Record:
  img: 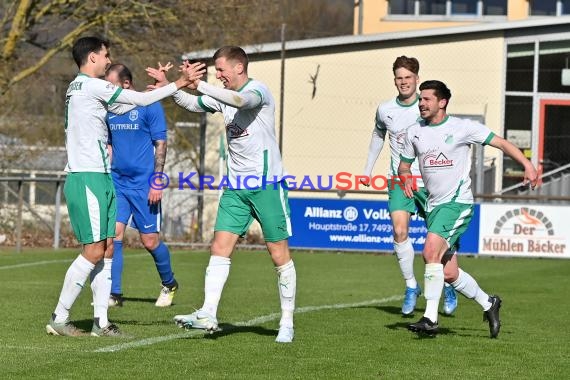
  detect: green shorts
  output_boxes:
[426,202,473,249]
[214,181,292,242]
[388,179,428,219]
[64,172,116,244]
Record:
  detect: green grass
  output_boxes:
[0,248,569,379]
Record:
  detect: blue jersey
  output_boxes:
[107,102,167,190]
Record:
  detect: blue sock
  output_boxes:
[111,240,123,295]
[150,241,175,286]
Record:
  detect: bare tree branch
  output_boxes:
[2,16,104,96]
[2,0,33,60]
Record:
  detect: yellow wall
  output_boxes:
[508,0,529,20]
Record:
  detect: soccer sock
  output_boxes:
[90,258,112,328]
[423,263,444,323]
[149,241,175,286]
[394,238,417,289]
[53,254,94,323]
[111,240,123,295]
[276,260,296,328]
[450,269,492,310]
[202,255,231,317]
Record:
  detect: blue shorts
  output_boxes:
[115,187,161,234]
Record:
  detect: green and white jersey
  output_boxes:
[375,96,423,187]
[64,74,122,173]
[199,79,284,189]
[400,115,495,211]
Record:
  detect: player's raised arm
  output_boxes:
[488,135,539,189]
[361,126,387,186]
[398,129,417,198]
[193,80,262,109]
[113,77,187,107]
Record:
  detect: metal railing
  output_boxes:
[497,162,570,195]
[1,176,65,253]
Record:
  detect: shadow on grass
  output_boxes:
[180,323,277,340]
[72,318,173,331]
[122,296,156,304]
[384,321,454,337]
[361,304,459,320]
[72,319,95,332]
[355,304,421,318]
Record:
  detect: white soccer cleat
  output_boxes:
[275,326,294,343]
[155,281,178,307]
[174,310,218,332]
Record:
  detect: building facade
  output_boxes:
[354,0,570,35]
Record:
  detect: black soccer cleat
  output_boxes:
[483,295,502,338]
[109,293,124,307]
[408,316,439,335]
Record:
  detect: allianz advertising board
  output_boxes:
[288,197,479,253]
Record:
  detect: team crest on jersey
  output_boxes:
[396,132,406,147]
[423,152,453,168]
[129,110,139,121]
[444,134,454,144]
[226,123,249,139]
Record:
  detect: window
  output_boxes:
[506,43,534,92]
[390,0,415,14]
[452,0,477,15]
[420,0,446,15]
[529,0,556,16]
[503,96,533,188]
[484,0,508,15]
[529,0,570,16]
[538,40,570,93]
[564,0,570,14]
[388,0,507,17]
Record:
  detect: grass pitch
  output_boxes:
[0,248,568,379]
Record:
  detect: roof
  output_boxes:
[182,16,570,60]
[0,143,66,172]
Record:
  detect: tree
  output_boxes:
[0,0,352,146]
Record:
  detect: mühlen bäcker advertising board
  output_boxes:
[479,204,569,258]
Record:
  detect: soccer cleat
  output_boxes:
[174,310,218,332]
[443,285,458,315]
[407,316,439,335]
[155,280,178,307]
[275,326,294,343]
[46,314,84,337]
[108,293,124,307]
[483,295,502,338]
[91,319,123,337]
[402,285,422,315]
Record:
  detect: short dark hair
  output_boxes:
[213,46,248,72]
[106,63,133,83]
[72,36,109,68]
[393,56,419,75]
[419,80,452,107]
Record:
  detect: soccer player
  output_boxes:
[147,46,296,343]
[105,63,178,308]
[398,80,538,337]
[361,56,458,316]
[46,36,199,337]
